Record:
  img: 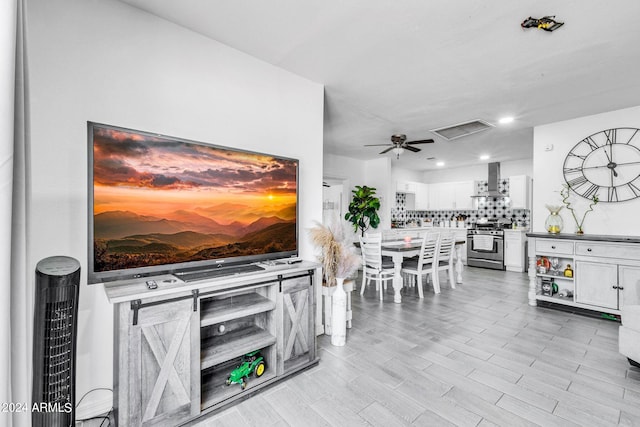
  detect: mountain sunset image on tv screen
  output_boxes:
[89,123,297,279]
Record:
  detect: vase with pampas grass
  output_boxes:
[309,220,360,346]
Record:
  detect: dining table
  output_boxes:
[380,238,466,303]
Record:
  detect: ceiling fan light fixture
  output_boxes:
[393,146,404,158]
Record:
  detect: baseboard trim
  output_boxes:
[76,395,113,421]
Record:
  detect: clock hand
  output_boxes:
[582,160,640,170]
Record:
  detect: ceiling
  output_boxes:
[118,0,640,171]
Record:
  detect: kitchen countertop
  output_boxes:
[527,232,640,244]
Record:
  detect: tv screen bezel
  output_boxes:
[87,121,299,284]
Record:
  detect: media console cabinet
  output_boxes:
[103,261,320,426]
[527,233,640,317]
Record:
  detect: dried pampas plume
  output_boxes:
[309,220,360,286]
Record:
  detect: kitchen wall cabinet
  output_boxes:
[508,175,532,210]
[396,180,417,193]
[427,181,474,210]
[527,234,640,316]
[453,181,475,210]
[107,263,320,426]
[414,182,430,210]
[396,181,428,210]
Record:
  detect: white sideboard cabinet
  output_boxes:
[527,234,640,316]
[105,262,320,426]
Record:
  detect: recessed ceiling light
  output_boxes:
[498,116,514,125]
[436,161,445,167]
[480,154,490,160]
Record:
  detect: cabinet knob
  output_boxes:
[613,285,620,290]
[619,286,624,290]
[551,245,556,249]
[587,248,592,252]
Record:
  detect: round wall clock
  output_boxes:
[563,127,640,202]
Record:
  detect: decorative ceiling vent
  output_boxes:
[430,119,494,141]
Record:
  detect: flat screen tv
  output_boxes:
[87,122,298,284]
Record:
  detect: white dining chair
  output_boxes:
[433,233,456,293]
[401,232,440,298]
[359,233,395,301]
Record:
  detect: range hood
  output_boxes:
[471,162,507,198]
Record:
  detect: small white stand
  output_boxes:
[322,279,354,336]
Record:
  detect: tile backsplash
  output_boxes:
[392,179,530,228]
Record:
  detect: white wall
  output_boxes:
[532,105,640,234]
[421,159,533,183]
[364,157,392,229]
[391,166,423,184]
[26,0,323,416]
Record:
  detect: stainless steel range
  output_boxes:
[467,222,505,270]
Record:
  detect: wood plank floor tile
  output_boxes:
[444,387,537,427]
[468,369,558,412]
[310,396,370,427]
[423,363,504,404]
[496,394,582,427]
[517,375,621,425]
[232,395,286,426]
[349,375,426,423]
[261,385,331,427]
[448,351,522,384]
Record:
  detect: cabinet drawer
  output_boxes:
[536,239,574,255]
[576,242,640,260]
[504,231,524,242]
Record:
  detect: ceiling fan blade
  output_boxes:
[379,146,395,154]
[364,143,394,147]
[406,139,434,145]
[404,145,421,153]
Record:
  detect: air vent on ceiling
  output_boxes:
[430,119,494,141]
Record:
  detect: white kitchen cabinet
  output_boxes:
[619,265,640,307]
[575,261,618,309]
[404,192,416,210]
[504,230,527,272]
[508,175,532,210]
[453,181,475,210]
[414,182,429,210]
[428,181,475,210]
[396,180,417,193]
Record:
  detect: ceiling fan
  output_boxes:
[365,134,434,159]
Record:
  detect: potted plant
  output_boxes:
[344,185,381,236]
[309,220,360,346]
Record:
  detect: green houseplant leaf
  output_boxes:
[344,185,381,236]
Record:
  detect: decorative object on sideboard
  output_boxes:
[309,220,360,346]
[563,264,573,278]
[544,204,564,234]
[344,185,381,236]
[560,183,599,234]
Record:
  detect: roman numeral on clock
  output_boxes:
[568,152,587,160]
[608,186,619,202]
[629,181,640,197]
[567,175,588,189]
[563,166,582,175]
[583,184,599,199]
[584,136,600,151]
[604,129,617,146]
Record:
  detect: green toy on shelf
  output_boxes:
[225,350,266,390]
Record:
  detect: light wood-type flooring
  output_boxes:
[201,267,639,427]
[79,267,640,426]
